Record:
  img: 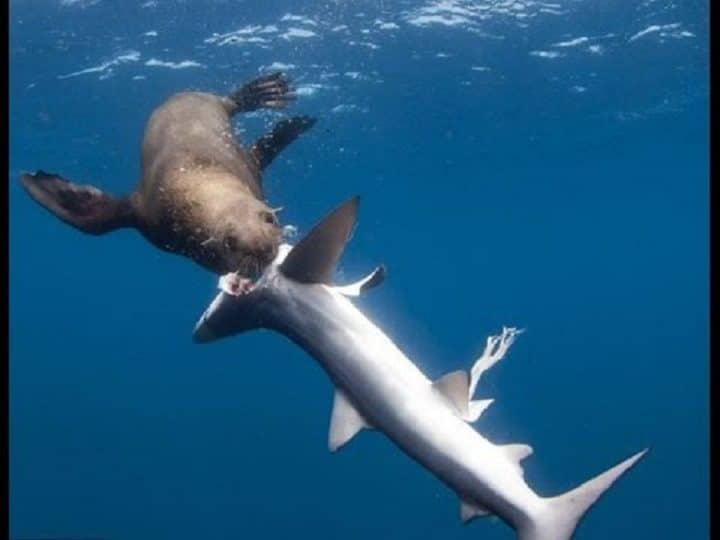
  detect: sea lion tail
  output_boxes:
[20,170,136,235]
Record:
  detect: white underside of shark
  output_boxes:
[193,197,647,540]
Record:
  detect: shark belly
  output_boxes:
[266,282,541,529]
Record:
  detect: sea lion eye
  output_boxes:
[261,211,277,225]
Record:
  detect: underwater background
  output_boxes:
[9,1,708,539]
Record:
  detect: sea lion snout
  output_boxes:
[220,237,279,277]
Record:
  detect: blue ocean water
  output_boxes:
[9,1,708,539]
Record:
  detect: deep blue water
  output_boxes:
[9,1,708,539]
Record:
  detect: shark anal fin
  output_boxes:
[280,197,359,285]
[329,389,371,452]
[460,498,491,523]
[334,265,386,297]
[432,370,470,417]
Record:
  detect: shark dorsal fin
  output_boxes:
[280,196,360,284]
[466,399,494,422]
[433,370,470,417]
[502,443,534,463]
[500,443,534,477]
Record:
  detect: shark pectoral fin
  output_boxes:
[280,197,359,285]
[328,390,371,452]
[460,499,491,523]
[334,265,386,297]
[465,399,494,422]
[432,370,470,418]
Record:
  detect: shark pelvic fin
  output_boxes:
[280,196,359,285]
[433,370,470,417]
[328,389,371,452]
[460,498,491,523]
[334,265,387,297]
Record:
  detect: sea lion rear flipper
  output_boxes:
[251,115,317,170]
[20,171,135,235]
[227,72,296,114]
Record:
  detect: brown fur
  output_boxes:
[133,91,280,275]
[21,73,311,276]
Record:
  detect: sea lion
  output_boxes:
[20,72,315,276]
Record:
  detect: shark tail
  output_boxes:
[518,449,647,540]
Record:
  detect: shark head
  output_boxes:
[193,196,385,343]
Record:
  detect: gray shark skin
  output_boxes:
[193,197,647,540]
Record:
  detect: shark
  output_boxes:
[192,196,647,540]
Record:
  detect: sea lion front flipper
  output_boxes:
[20,171,136,235]
[227,72,296,114]
[251,115,317,170]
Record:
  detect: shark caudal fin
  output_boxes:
[519,449,647,540]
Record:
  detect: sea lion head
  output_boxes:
[195,193,282,277]
[216,198,282,276]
